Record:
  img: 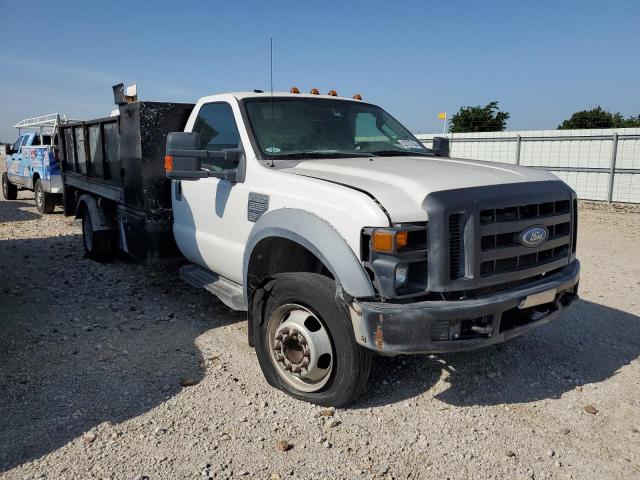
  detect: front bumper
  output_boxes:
[351,260,580,354]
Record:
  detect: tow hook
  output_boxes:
[470,324,493,335]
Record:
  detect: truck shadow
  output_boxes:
[0,234,240,473]
[361,299,640,408]
[0,200,41,222]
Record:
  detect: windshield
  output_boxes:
[243,97,430,160]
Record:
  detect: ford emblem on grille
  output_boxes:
[519,226,549,247]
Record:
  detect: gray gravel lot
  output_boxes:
[1,179,639,479]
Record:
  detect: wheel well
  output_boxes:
[32,172,40,188]
[247,237,332,289]
[246,237,334,347]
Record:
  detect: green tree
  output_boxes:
[557,106,640,129]
[449,101,510,133]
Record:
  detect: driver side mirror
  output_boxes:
[5,145,16,155]
[165,132,208,180]
[165,132,243,182]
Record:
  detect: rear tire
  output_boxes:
[2,173,17,200]
[82,212,114,260]
[254,272,372,407]
[35,179,55,214]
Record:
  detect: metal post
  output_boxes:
[607,133,619,203]
[515,134,522,165]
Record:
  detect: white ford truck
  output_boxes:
[59,85,580,406]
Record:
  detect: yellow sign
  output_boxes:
[438,112,447,120]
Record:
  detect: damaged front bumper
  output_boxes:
[351,260,580,354]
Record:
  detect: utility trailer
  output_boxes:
[59,96,194,260]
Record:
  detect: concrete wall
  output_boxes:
[416,128,640,203]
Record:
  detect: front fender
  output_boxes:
[243,208,375,301]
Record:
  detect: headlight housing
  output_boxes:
[361,224,428,299]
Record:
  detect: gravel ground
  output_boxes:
[1,176,639,479]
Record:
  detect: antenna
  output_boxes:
[269,38,275,167]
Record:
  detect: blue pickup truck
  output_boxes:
[2,114,65,213]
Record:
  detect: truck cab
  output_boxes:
[60,86,580,406]
[2,114,65,213]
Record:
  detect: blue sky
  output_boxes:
[0,0,639,141]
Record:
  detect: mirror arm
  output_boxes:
[167,148,242,161]
[166,148,209,158]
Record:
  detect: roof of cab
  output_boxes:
[229,91,364,102]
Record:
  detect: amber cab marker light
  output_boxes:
[353,94,363,100]
[290,87,300,94]
[372,231,393,252]
[396,231,408,248]
[164,155,173,171]
[310,88,320,95]
[327,90,338,96]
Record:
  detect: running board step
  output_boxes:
[179,264,247,311]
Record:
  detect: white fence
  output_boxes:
[416,128,640,203]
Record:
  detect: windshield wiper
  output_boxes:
[368,149,433,157]
[269,150,373,159]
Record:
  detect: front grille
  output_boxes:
[480,245,569,277]
[448,214,463,279]
[479,200,571,225]
[476,199,572,279]
[481,222,570,251]
[424,181,576,294]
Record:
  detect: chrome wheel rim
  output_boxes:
[36,183,42,208]
[267,303,334,392]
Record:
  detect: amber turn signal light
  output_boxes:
[290,87,300,94]
[310,88,320,95]
[327,90,337,96]
[353,94,362,100]
[372,229,409,252]
[164,155,173,171]
[372,231,393,252]
[396,231,408,248]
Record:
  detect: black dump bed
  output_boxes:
[60,101,194,260]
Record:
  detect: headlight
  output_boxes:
[362,224,428,299]
[395,264,409,286]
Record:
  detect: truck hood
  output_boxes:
[283,156,561,222]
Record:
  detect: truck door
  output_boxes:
[173,101,252,285]
[8,135,28,186]
[20,134,34,187]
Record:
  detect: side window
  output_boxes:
[192,102,241,171]
[12,137,23,152]
[15,135,29,153]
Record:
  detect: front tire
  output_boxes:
[2,173,17,200]
[254,272,372,407]
[35,179,55,214]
